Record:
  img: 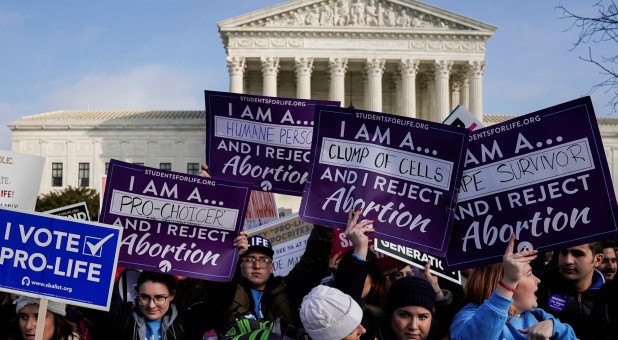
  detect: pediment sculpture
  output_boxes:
[245,0,463,30]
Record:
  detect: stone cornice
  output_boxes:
[223,34,489,57]
[8,124,205,131]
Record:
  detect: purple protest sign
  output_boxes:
[99,159,251,281]
[445,97,618,270]
[205,91,339,196]
[299,106,469,256]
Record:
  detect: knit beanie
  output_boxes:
[16,296,67,317]
[385,276,436,314]
[300,285,363,340]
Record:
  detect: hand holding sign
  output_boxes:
[233,231,249,256]
[420,261,444,300]
[501,234,538,292]
[199,163,211,178]
[345,208,375,260]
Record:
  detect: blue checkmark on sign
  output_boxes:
[82,234,114,257]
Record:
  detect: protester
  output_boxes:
[331,209,384,339]
[1,296,80,340]
[0,293,19,306]
[590,268,618,339]
[450,235,577,340]
[200,162,335,334]
[217,226,334,334]
[536,242,604,339]
[598,240,617,282]
[334,208,449,340]
[300,285,365,340]
[392,265,415,280]
[80,266,247,340]
[382,276,438,340]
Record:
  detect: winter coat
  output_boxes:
[450,291,577,340]
[589,277,618,340]
[219,225,334,332]
[537,268,604,340]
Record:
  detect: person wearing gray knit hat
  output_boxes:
[16,296,67,317]
[13,296,80,340]
[300,285,366,340]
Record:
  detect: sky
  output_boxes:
[1,0,615,150]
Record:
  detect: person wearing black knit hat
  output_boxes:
[383,276,436,340]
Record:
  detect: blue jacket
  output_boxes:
[450,291,577,340]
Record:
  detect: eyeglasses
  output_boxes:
[137,294,170,306]
[240,256,273,265]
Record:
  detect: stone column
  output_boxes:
[328,58,348,106]
[295,57,314,99]
[399,59,419,118]
[428,80,435,120]
[460,71,469,108]
[419,73,431,121]
[261,57,280,97]
[226,56,246,94]
[434,60,453,122]
[468,60,485,121]
[451,75,461,110]
[391,73,401,115]
[365,58,385,112]
[363,73,369,109]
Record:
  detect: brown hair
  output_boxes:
[365,250,387,307]
[53,314,80,340]
[10,310,80,340]
[463,263,503,305]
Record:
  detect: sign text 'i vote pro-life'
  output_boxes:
[99,160,251,281]
[300,106,469,256]
[205,90,338,196]
[0,207,122,310]
[446,97,618,270]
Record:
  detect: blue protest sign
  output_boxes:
[0,207,122,310]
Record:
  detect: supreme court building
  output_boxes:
[9,0,618,209]
[219,0,495,122]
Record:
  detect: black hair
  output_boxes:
[589,241,604,256]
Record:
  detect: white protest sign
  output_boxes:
[249,213,313,276]
[443,105,485,130]
[0,150,45,211]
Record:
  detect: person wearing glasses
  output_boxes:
[79,270,227,340]
[218,228,334,335]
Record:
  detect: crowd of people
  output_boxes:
[2,208,617,340]
[1,166,617,339]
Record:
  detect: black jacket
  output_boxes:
[80,298,218,340]
[537,267,605,340]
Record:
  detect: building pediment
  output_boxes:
[219,0,496,34]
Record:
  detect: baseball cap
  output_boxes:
[246,235,274,258]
